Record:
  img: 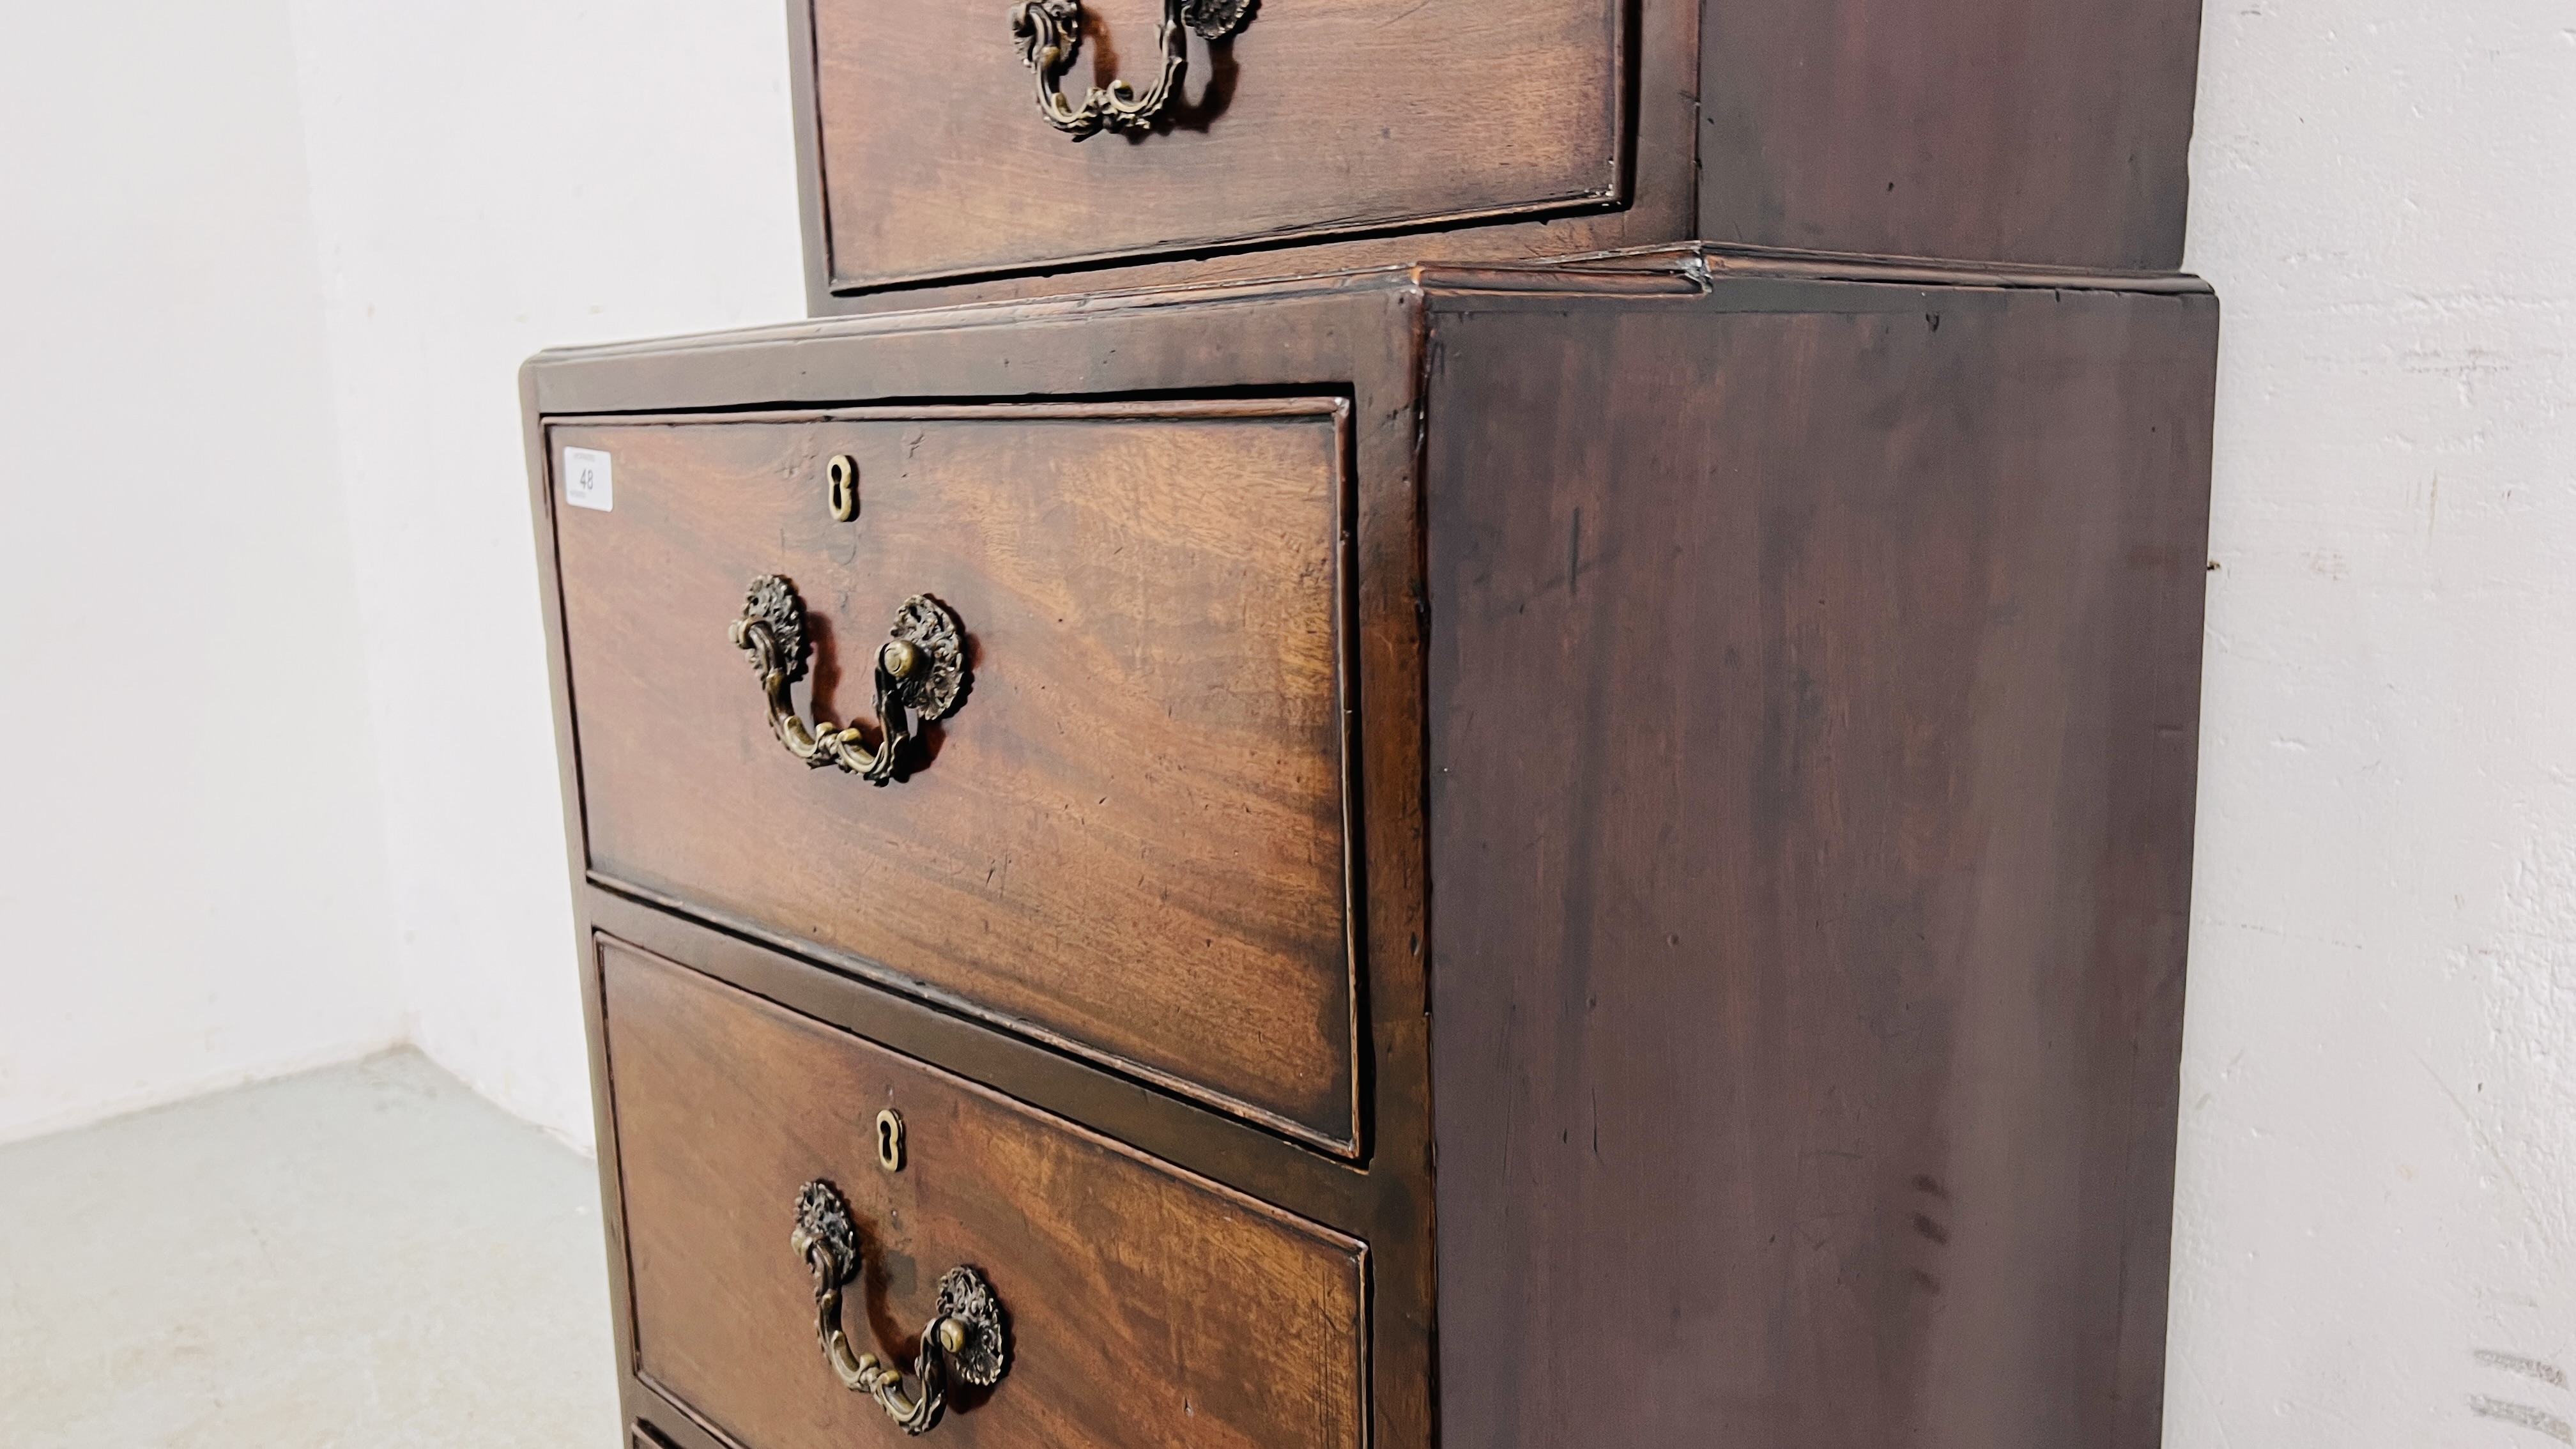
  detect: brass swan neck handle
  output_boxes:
[1008,0,1257,140]
[728,575,968,785]
[792,1181,1009,1436]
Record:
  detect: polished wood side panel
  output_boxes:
[1423,284,2216,1445]
[1696,0,2203,270]
[804,0,1623,290]
[602,940,1368,1449]
[551,402,1358,1151]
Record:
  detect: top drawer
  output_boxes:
[799,0,1625,293]
[546,400,1361,1154]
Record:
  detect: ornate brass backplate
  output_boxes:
[1008,0,1258,139]
[792,1180,1008,1435]
[729,575,968,785]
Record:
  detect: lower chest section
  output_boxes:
[533,278,2209,1449]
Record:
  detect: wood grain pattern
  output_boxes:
[526,279,1443,1449]
[551,401,1360,1151]
[786,0,2209,310]
[1423,284,2215,1447]
[1697,0,2205,270]
[521,267,2218,1449]
[805,0,1624,289]
[602,939,1368,1449]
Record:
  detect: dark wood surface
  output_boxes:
[527,277,1441,1449]
[1697,0,2204,270]
[804,0,1623,290]
[601,939,1368,1449]
[787,0,2205,312]
[1423,282,2216,1446]
[521,264,2216,1449]
[583,887,1383,1235]
[786,0,1704,314]
[550,401,1360,1153]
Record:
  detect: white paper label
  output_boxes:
[562,447,613,512]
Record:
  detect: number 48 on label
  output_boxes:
[563,447,613,512]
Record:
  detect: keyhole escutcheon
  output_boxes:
[827,454,861,522]
[875,1108,906,1172]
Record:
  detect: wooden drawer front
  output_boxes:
[804,0,1624,291]
[602,941,1369,1449]
[551,401,1358,1153]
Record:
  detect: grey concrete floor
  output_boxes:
[0,1050,621,1448]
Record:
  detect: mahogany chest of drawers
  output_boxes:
[532,0,2217,1441]
[525,263,2213,1448]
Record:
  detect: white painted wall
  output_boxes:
[0,0,800,1150]
[282,0,808,1148]
[2169,0,2576,1440]
[0,0,401,1143]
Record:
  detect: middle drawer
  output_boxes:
[548,399,1360,1153]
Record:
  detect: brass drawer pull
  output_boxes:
[729,576,967,785]
[1008,0,1255,140]
[792,1181,1009,1436]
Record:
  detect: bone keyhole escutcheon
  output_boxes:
[876,1109,905,1172]
[827,455,859,521]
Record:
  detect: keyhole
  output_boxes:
[875,1108,905,1172]
[827,455,860,522]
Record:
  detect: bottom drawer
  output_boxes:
[599,939,1368,1449]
